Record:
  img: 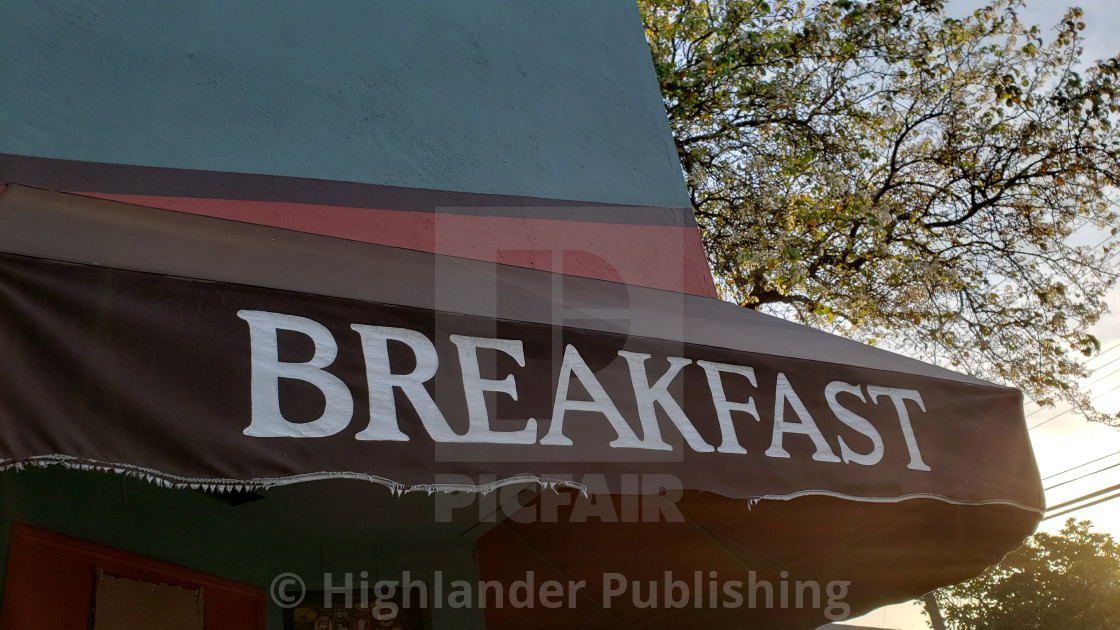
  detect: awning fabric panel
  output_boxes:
[0,186,1043,515]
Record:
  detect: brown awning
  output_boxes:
[0,185,1043,626]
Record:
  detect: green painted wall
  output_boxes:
[0,0,688,208]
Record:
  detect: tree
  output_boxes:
[931,519,1120,628]
[638,0,1120,422]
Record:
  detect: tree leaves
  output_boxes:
[640,0,1120,424]
[934,519,1120,629]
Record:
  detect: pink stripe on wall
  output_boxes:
[81,193,717,297]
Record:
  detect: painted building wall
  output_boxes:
[0,0,715,295]
[1,0,684,208]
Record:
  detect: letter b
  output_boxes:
[663,571,690,608]
[237,310,353,437]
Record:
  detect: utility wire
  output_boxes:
[1024,362,1120,420]
[1087,339,1120,366]
[1029,407,1072,428]
[1043,448,1120,480]
[1083,361,1120,388]
[1044,461,1120,491]
[1022,345,1120,419]
[1046,481,1120,514]
[1043,489,1120,521]
[1083,347,1120,375]
[1029,382,1120,430]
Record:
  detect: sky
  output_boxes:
[844,0,1120,628]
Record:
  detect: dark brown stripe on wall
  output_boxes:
[0,153,696,227]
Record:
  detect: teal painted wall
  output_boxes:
[0,0,688,208]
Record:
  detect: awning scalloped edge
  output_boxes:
[0,454,1044,515]
[0,454,589,497]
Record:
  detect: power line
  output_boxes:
[1044,460,1120,491]
[1030,407,1073,430]
[1046,481,1120,514]
[1022,345,1120,419]
[1029,382,1120,430]
[1030,412,1070,430]
[1088,335,1120,358]
[1084,361,1120,389]
[1088,349,1120,374]
[1086,345,1120,371]
[1043,449,1120,481]
[1043,489,1120,521]
[1091,335,1120,356]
